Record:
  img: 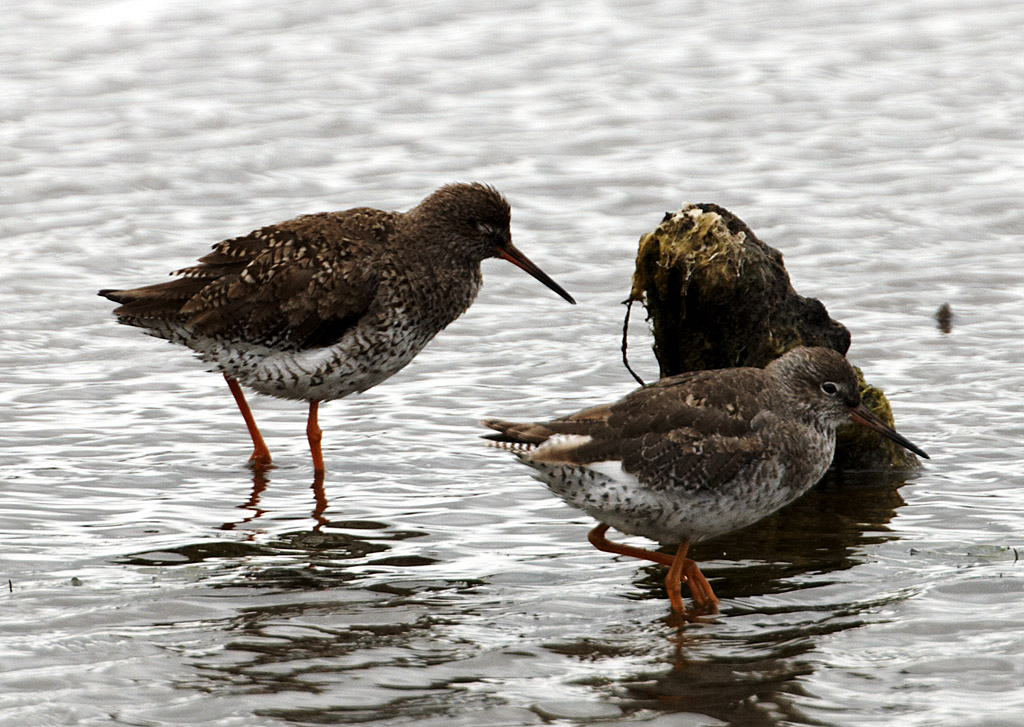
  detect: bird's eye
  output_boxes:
[476,221,497,236]
[821,382,839,395]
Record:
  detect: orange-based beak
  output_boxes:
[497,242,576,305]
[848,404,929,459]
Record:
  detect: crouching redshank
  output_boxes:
[483,346,928,615]
[101,183,575,474]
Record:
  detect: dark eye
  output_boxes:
[821,382,839,395]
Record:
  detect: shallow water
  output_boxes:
[3,1,1024,725]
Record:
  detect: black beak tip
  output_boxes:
[496,244,576,305]
[848,406,929,461]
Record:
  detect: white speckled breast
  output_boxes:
[520,424,836,545]
[149,307,440,402]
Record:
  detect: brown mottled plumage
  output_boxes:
[101,183,575,474]
[484,346,928,615]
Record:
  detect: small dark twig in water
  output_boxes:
[621,297,646,386]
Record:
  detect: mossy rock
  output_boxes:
[629,202,917,471]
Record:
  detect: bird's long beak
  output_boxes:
[848,404,929,459]
[497,242,576,304]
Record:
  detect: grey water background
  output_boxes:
[2,1,1023,725]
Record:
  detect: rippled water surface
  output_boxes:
[3,1,1024,725]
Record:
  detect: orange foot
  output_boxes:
[588,523,719,615]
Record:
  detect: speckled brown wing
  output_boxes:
[486,366,776,492]
[487,368,766,448]
[615,427,770,495]
[107,209,391,351]
[616,367,770,436]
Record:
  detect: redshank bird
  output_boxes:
[101,183,575,474]
[483,346,928,614]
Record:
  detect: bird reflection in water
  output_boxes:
[218,469,330,534]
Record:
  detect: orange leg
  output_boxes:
[307,400,325,475]
[663,540,719,613]
[664,539,690,613]
[588,523,675,566]
[587,523,719,613]
[224,375,272,469]
[683,559,718,610]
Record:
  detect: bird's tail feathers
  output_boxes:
[480,419,553,448]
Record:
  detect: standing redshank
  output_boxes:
[101,183,575,474]
[483,346,928,614]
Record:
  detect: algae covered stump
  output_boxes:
[626,202,919,470]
